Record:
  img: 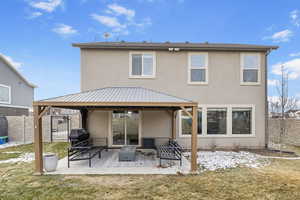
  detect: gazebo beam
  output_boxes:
[33,105,43,175]
[191,105,198,172]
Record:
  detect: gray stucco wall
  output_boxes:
[269,119,300,146]
[6,114,80,143]
[0,59,34,108]
[0,107,29,116]
[81,49,267,149]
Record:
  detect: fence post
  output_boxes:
[23,116,26,144]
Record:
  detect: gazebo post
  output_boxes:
[80,109,88,129]
[33,105,43,175]
[172,110,176,140]
[191,105,198,172]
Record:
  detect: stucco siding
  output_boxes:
[87,110,265,149]
[82,49,266,148]
[0,59,34,108]
[87,111,109,146]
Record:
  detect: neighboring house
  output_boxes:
[287,109,300,119]
[269,112,282,119]
[0,54,36,116]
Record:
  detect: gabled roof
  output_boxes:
[73,41,278,52]
[0,54,37,88]
[36,87,196,107]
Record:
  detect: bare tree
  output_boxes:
[269,65,298,151]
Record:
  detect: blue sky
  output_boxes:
[0,0,300,100]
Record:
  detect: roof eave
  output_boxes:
[0,54,37,88]
[72,44,279,52]
[33,101,198,107]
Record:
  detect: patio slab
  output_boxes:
[46,149,191,175]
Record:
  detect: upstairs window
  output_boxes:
[0,84,11,104]
[188,53,208,84]
[129,52,156,78]
[241,53,260,84]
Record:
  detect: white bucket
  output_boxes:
[43,153,58,172]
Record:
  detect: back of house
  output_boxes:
[0,54,35,116]
[73,41,278,149]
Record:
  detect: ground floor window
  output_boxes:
[181,108,202,136]
[179,105,255,137]
[232,108,252,135]
[207,108,227,135]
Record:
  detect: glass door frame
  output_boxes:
[109,110,142,147]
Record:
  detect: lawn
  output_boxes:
[0,143,300,200]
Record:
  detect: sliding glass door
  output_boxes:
[112,110,140,146]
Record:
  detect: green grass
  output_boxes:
[0,152,21,161]
[0,143,300,200]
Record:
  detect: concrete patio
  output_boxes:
[46,149,191,175]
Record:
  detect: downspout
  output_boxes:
[265,50,271,149]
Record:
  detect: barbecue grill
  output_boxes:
[69,129,89,146]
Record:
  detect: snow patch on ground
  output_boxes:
[185,151,269,171]
[0,142,31,149]
[0,153,35,164]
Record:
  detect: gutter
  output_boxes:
[265,49,272,149]
[72,46,278,52]
[72,43,279,52]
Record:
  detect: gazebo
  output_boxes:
[33,87,198,174]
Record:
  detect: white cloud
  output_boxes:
[268,79,278,86]
[290,52,300,57]
[0,54,23,70]
[52,24,77,36]
[91,4,152,36]
[290,10,300,27]
[265,29,293,42]
[106,4,135,20]
[91,14,125,29]
[30,0,63,13]
[28,11,43,19]
[272,58,300,80]
[132,17,152,27]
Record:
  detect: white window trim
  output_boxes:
[179,104,256,138]
[178,108,203,138]
[187,52,209,85]
[240,53,261,85]
[0,84,11,105]
[129,51,156,79]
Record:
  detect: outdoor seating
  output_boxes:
[67,139,105,168]
[67,129,106,168]
[157,139,183,166]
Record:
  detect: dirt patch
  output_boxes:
[64,175,164,186]
[247,149,298,157]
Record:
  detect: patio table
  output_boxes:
[119,146,136,161]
